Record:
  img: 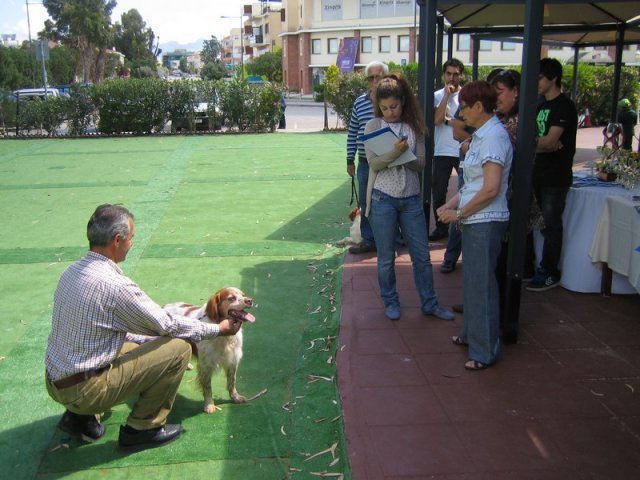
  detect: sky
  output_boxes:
[1,0,258,46]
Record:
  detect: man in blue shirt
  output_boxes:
[346,61,388,254]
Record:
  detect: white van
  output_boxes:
[12,88,60,100]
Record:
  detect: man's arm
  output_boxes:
[434,87,452,125]
[536,125,564,152]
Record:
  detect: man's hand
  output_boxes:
[444,84,455,98]
[218,318,242,336]
[347,164,356,177]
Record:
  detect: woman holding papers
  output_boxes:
[362,74,454,322]
[436,81,513,371]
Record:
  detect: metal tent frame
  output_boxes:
[416,0,640,343]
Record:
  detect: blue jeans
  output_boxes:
[356,159,375,246]
[460,221,508,365]
[534,185,569,278]
[443,168,464,264]
[369,190,439,312]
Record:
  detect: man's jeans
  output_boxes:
[356,158,375,246]
[460,221,508,365]
[369,190,439,312]
[432,156,460,233]
[534,185,569,278]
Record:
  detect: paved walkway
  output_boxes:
[337,127,640,479]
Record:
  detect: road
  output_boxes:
[283,101,344,132]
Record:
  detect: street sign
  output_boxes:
[35,40,49,61]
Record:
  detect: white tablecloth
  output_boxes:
[534,180,640,293]
[589,195,640,294]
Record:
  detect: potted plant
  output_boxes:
[595,146,640,189]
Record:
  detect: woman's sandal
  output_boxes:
[451,336,468,346]
[464,360,489,371]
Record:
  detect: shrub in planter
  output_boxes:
[16,96,68,135]
[168,79,222,132]
[94,78,169,134]
[217,78,283,132]
[66,84,97,135]
[0,89,17,130]
[323,65,368,128]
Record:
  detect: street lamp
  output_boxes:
[220,14,247,79]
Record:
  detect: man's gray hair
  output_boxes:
[87,204,134,247]
[365,61,389,76]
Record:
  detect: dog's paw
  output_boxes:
[203,403,218,414]
[231,394,247,404]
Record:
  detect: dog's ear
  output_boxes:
[205,294,220,322]
[349,207,359,221]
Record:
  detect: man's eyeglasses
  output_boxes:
[367,75,382,82]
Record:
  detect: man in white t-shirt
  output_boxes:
[430,58,465,241]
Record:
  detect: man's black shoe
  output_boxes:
[428,229,448,242]
[348,242,376,254]
[58,410,105,443]
[118,424,183,452]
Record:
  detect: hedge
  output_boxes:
[2,77,285,136]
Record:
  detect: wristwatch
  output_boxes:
[456,208,465,220]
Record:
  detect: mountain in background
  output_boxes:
[159,39,205,55]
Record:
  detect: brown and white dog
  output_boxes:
[163,287,255,414]
[336,207,362,246]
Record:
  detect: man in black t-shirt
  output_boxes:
[527,58,577,292]
[617,98,637,151]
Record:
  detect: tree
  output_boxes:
[201,36,222,65]
[42,0,116,83]
[48,45,76,85]
[246,48,282,82]
[112,9,159,75]
[0,45,36,90]
[201,62,227,81]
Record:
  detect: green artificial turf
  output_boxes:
[0,132,353,479]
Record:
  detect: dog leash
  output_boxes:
[350,176,359,206]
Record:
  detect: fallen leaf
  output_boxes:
[49,442,70,452]
[304,442,338,463]
[308,374,334,383]
[625,383,635,393]
[590,389,604,397]
[280,425,287,436]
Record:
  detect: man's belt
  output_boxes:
[51,366,109,389]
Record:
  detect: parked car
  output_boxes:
[12,87,60,100]
[172,96,222,132]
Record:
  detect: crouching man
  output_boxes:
[45,204,241,451]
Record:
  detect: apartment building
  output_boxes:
[278,0,639,94]
[221,1,284,74]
